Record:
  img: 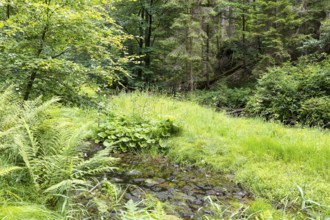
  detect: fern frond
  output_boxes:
[22,120,39,157]
[61,124,91,157]
[0,166,23,177]
[44,179,91,195]
[22,97,60,125]
[14,134,39,189]
[73,148,118,178]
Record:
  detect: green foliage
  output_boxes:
[0,87,117,218]
[0,204,57,220]
[187,84,253,110]
[95,114,179,152]
[300,17,330,55]
[299,97,330,128]
[246,56,330,127]
[0,166,23,177]
[119,199,168,220]
[108,92,330,217]
[0,0,130,102]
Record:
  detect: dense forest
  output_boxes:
[0,0,329,219]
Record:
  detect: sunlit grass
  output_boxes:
[108,92,330,217]
[0,204,57,220]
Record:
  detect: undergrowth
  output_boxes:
[0,87,118,219]
[2,87,330,219]
[108,92,330,219]
[0,88,182,219]
[94,114,179,153]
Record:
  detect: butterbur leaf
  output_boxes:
[121,137,130,142]
[103,141,113,148]
[98,132,107,138]
[94,114,179,153]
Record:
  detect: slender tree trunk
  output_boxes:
[138,7,144,79]
[204,0,211,88]
[23,1,53,101]
[6,0,10,19]
[189,37,194,91]
[24,73,37,100]
[23,24,48,101]
[221,10,227,39]
[144,0,153,69]
[242,0,247,76]
[205,23,210,88]
[228,0,235,37]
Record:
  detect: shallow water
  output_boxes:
[109,153,251,219]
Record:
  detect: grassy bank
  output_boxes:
[108,92,330,218]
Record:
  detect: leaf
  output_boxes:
[103,140,113,148]
[0,166,23,177]
[44,179,91,194]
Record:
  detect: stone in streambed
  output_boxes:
[130,188,144,199]
[124,193,139,202]
[174,202,194,218]
[151,186,162,192]
[145,178,165,187]
[110,178,123,183]
[126,169,142,176]
[155,191,170,201]
[206,190,216,195]
[196,184,212,190]
[132,178,145,183]
[182,184,198,195]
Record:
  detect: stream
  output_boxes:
[108,153,251,219]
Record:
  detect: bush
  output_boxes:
[187,84,253,110]
[246,56,330,127]
[95,114,180,152]
[299,97,330,128]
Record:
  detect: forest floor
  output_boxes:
[106,92,330,219]
[1,91,329,219]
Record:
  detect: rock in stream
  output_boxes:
[107,153,251,219]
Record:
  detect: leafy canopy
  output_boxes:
[0,0,131,102]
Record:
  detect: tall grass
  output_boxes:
[108,92,330,217]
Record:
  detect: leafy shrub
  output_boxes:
[188,84,253,110]
[299,97,330,128]
[246,56,330,127]
[95,115,180,152]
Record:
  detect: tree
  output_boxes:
[0,0,130,102]
[249,0,301,68]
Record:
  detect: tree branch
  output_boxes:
[51,48,71,59]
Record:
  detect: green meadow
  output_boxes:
[109,92,330,218]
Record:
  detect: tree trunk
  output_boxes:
[228,0,235,37]
[189,37,194,91]
[138,7,145,79]
[144,0,153,70]
[241,0,247,76]
[6,0,10,19]
[24,72,37,101]
[221,10,227,39]
[205,23,210,88]
[23,25,48,101]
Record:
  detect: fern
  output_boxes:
[0,88,120,218]
[0,166,23,177]
[73,148,118,178]
[44,179,91,195]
